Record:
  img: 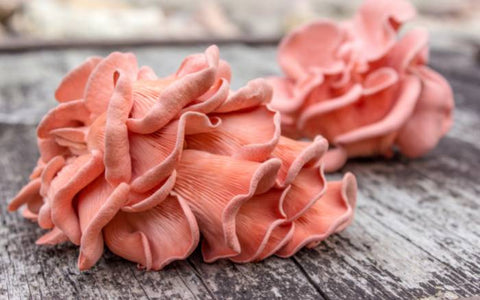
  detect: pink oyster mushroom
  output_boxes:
[9,45,357,271]
[267,0,454,172]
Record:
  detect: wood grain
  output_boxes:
[0,45,479,300]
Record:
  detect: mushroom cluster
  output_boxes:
[268,0,454,171]
[9,46,357,270]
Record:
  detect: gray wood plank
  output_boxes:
[1,45,479,299]
[187,249,324,300]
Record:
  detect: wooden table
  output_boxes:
[1,44,479,299]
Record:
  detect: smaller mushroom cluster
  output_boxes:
[9,45,357,270]
[268,0,454,172]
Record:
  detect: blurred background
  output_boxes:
[0,0,479,50]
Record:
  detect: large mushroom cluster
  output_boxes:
[9,45,356,270]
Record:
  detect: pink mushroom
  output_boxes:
[10,45,357,270]
[268,0,454,172]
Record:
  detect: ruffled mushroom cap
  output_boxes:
[268,0,454,172]
[10,45,357,270]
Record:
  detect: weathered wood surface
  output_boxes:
[0,45,479,300]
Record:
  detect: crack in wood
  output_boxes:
[186,259,217,300]
[291,257,328,300]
